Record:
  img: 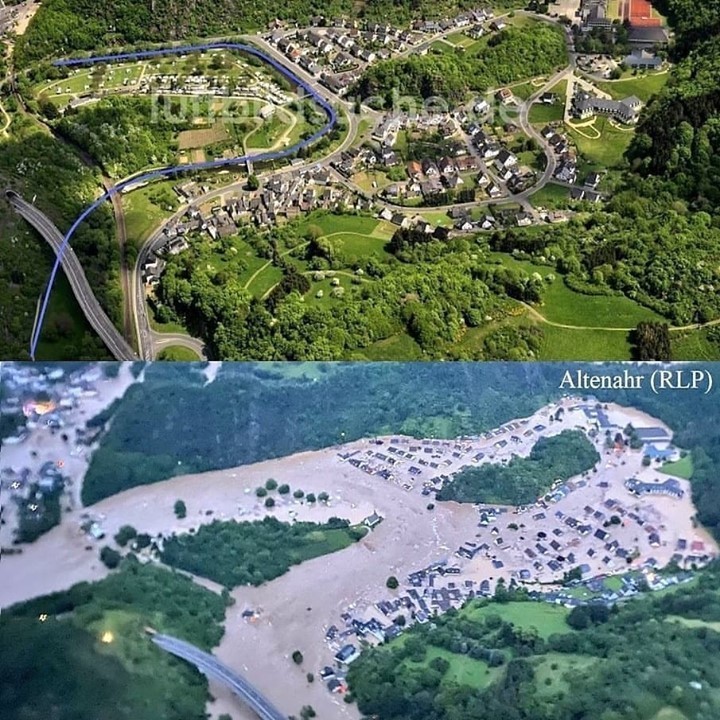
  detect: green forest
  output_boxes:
[437,430,600,504]
[158,222,530,360]
[355,24,567,103]
[0,560,228,720]
[0,115,119,360]
[160,515,366,587]
[80,362,562,504]
[57,96,186,178]
[347,563,720,720]
[14,0,529,66]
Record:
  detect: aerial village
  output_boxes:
[138,0,673,286]
[301,398,714,697]
[0,364,136,551]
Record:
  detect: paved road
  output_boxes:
[102,175,135,345]
[7,190,139,360]
[152,634,287,720]
[151,331,207,359]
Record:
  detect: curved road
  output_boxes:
[26,41,340,360]
[6,190,139,360]
[152,633,287,720]
[151,331,207,359]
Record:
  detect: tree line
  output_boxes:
[436,429,600,504]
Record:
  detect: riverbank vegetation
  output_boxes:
[160,516,366,587]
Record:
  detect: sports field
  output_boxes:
[618,0,664,26]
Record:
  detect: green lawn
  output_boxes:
[529,182,571,208]
[122,181,179,248]
[295,213,381,238]
[418,210,454,228]
[157,345,201,360]
[511,81,537,101]
[659,455,694,480]
[446,32,476,48]
[671,328,720,360]
[529,99,564,124]
[596,72,670,104]
[538,324,633,360]
[465,601,570,639]
[245,111,291,149]
[358,332,424,360]
[604,575,624,591]
[149,315,190,335]
[246,264,284,299]
[567,116,634,169]
[533,652,599,699]
[402,645,504,690]
[326,232,393,261]
[490,253,664,328]
[665,616,720,632]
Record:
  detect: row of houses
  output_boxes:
[466,124,538,196]
[268,18,426,97]
[144,169,373,284]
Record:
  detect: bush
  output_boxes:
[292,650,303,664]
[114,525,137,547]
[135,533,152,549]
[265,479,278,491]
[306,493,317,503]
[293,489,305,499]
[99,546,121,569]
[256,487,268,497]
[265,497,275,508]
[386,576,399,590]
[173,500,187,519]
[278,484,290,495]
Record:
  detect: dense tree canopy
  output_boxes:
[0,561,227,720]
[355,24,567,103]
[437,430,600,504]
[161,516,364,587]
[0,117,119,359]
[158,222,510,359]
[57,96,186,178]
[348,564,720,720]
